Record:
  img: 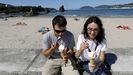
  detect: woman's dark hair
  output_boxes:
[82,16,105,44]
[52,15,67,28]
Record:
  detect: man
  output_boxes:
[42,15,79,75]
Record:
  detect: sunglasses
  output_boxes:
[54,29,66,33]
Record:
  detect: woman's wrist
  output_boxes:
[78,48,83,53]
[89,63,95,67]
[80,47,84,50]
[75,49,83,58]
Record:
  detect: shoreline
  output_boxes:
[2,13,133,18]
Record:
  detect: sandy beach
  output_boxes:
[0,16,133,49]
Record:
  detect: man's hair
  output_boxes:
[52,15,67,27]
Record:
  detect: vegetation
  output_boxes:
[0,3,56,16]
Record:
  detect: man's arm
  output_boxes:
[42,43,59,57]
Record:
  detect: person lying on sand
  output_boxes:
[12,22,27,26]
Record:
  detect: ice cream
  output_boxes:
[88,52,95,66]
[58,44,65,52]
[88,52,95,58]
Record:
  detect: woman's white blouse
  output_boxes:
[76,34,107,61]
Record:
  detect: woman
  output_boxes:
[75,16,107,75]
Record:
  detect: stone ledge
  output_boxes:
[1,48,133,75]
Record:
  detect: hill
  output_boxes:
[79,6,93,10]
[80,2,133,9]
[0,3,57,16]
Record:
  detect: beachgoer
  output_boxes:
[38,25,45,32]
[13,22,27,26]
[16,22,22,25]
[75,16,107,75]
[116,25,131,30]
[22,22,27,25]
[42,27,50,34]
[45,27,50,32]
[41,15,79,75]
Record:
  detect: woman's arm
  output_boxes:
[75,48,84,58]
[96,39,107,67]
[75,34,89,58]
[95,51,105,67]
[75,42,89,58]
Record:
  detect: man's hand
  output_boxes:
[51,43,59,50]
[61,52,69,64]
[42,43,59,57]
[62,56,69,64]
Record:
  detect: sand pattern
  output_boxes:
[0,17,133,49]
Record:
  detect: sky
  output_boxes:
[0,0,133,9]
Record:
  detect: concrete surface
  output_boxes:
[0,48,133,75]
[106,48,133,75]
[0,48,42,75]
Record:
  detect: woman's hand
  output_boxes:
[80,42,89,50]
[88,63,96,72]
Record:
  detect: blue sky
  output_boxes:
[0,0,133,9]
